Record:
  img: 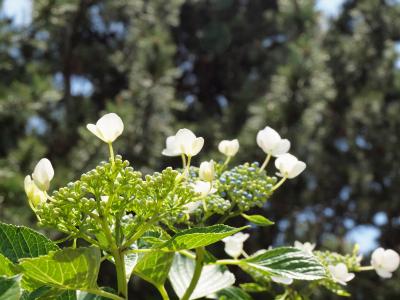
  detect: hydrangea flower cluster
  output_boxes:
[20,112,399,300]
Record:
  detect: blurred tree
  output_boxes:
[0,0,400,298]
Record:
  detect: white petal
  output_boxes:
[382,249,400,272]
[271,139,291,156]
[96,113,124,143]
[32,158,54,190]
[188,137,204,156]
[175,128,196,145]
[376,268,393,278]
[371,248,385,267]
[256,127,281,154]
[287,161,306,178]
[86,123,105,141]
[162,136,181,156]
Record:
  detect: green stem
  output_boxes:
[181,247,205,300]
[113,249,128,298]
[214,259,239,266]
[357,266,374,271]
[181,154,187,168]
[221,156,231,170]
[108,142,115,164]
[122,216,160,250]
[157,285,170,300]
[259,153,272,172]
[87,288,125,300]
[272,176,287,191]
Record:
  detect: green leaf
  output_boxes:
[0,254,16,276]
[76,288,117,300]
[161,225,248,251]
[21,286,75,300]
[320,280,351,297]
[0,275,21,300]
[0,222,59,263]
[239,282,267,293]
[168,254,235,300]
[20,247,101,292]
[133,251,174,288]
[215,287,253,300]
[239,247,326,281]
[241,214,274,226]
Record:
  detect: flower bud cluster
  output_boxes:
[218,162,277,211]
[127,167,198,226]
[37,155,142,237]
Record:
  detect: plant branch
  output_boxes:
[181,247,205,300]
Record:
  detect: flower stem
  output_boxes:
[113,249,128,298]
[357,266,374,271]
[181,247,205,300]
[108,142,115,164]
[181,154,187,168]
[157,285,170,300]
[221,156,231,170]
[272,176,287,191]
[259,153,272,172]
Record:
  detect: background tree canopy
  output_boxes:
[0,0,399,298]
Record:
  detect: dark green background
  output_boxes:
[0,0,399,298]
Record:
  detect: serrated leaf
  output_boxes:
[161,225,248,251]
[214,286,253,300]
[20,247,101,292]
[169,254,235,300]
[133,251,174,288]
[240,247,326,281]
[241,214,274,226]
[0,222,59,263]
[0,275,21,300]
[0,254,16,276]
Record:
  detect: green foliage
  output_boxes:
[1,0,400,298]
[0,223,59,263]
[20,247,101,292]
[241,214,275,227]
[215,286,254,300]
[133,251,174,288]
[161,225,248,251]
[0,275,21,300]
[239,247,326,281]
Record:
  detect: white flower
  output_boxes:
[199,161,215,182]
[100,196,109,203]
[256,126,290,157]
[24,175,46,207]
[192,181,216,198]
[271,276,293,285]
[371,248,400,278]
[162,128,204,157]
[222,232,250,259]
[328,263,355,285]
[87,113,124,143]
[32,158,54,191]
[274,153,306,179]
[184,201,202,214]
[294,241,316,255]
[218,139,239,157]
